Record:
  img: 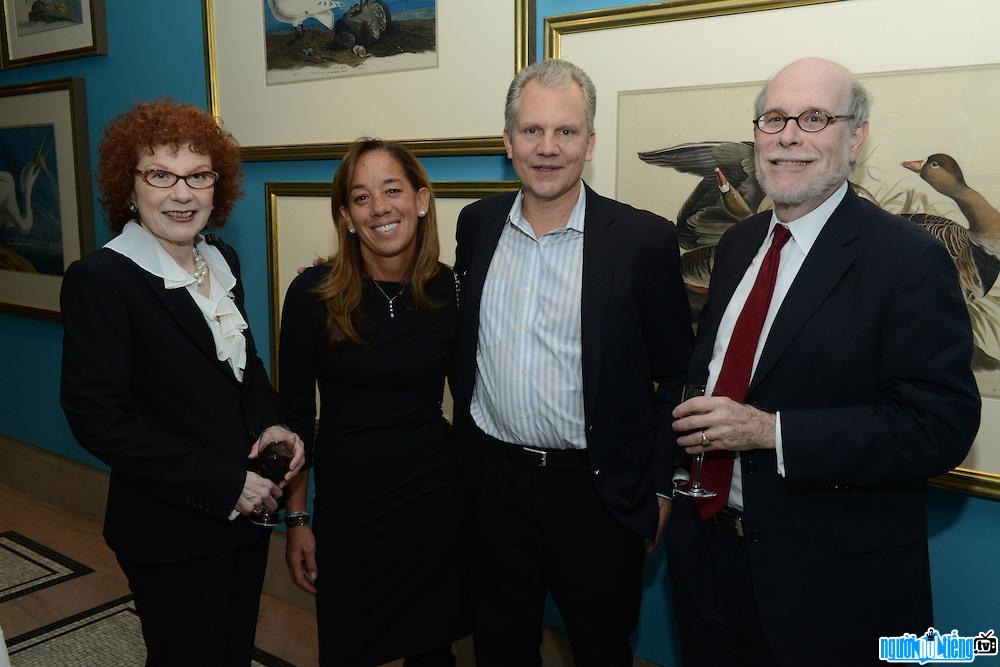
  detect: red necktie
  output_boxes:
[697,224,792,519]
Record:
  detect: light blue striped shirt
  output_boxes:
[470,186,587,449]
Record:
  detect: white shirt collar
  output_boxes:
[507,182,587,237]
[767,180,848,255]
[105,221,236,292]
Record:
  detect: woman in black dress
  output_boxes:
[280,139,464,666]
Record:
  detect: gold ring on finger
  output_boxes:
[700,431,710,448]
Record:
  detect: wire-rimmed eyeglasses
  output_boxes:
[134,168,220,189]
[754,110,855,134]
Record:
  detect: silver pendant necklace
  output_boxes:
[372,279,404,319]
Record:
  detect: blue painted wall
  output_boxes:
[1,1,996,664]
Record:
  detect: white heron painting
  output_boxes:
[263,0,437,84]
[0,125,63,276]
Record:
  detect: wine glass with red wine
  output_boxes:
[248,440,292,527]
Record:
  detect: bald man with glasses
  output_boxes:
[667,58,980,667]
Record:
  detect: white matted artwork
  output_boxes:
[0,0,105,68]
[0,78,93,321]
[263,0,437,84]
[548,0,1000,494]
[205,0,527,158]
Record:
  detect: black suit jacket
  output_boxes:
[688,187,980,662]
[452,184,693,538]
[60,241,282,564]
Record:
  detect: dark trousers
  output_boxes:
[468,426,645,667]
[117,536,270,667]
[665,497,779,667]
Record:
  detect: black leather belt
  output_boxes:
[476,427,588,470]
[713,506,745,538]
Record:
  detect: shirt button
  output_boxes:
[593,468,601,476]
[521,368,527,375]
[587,425,593,432]
[750,529,761,543]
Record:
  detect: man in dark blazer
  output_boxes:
[452,58,693,666]
[669,57,980,667]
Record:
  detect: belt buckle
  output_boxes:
[522,446,547,467]
[732,513,744,538]
[717,508,745,538]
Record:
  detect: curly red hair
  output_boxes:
[97,99,243,234]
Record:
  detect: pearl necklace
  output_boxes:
[192,246,208,286]
[372,279,404,319]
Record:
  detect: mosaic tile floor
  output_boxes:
[0,532,92,604]
[0,482,660,666]
[6,595,292,667]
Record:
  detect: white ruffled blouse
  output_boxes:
[105,221,248,382]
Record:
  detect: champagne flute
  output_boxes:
[248,440,292,527]
[674,384,717,498]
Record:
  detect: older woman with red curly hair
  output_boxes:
[60,99,304,665]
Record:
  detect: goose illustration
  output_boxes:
[638,141,764,250]
[902,153,1000,259]
[901,153,1000,365]
[0,140,49,235]
[267,0,344,40]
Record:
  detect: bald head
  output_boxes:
[754,58,870,133]
[752,57,870,221]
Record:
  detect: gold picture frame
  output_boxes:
[0,77,94,321]
[545,0,1000,500]
[203,0,531,161]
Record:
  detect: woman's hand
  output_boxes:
[249,425,305,486]
[234,470,282,516]
[285,524,318,594]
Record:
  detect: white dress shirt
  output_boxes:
[105,221,248,382]
[471,186,588,449]
[706,181,848,511]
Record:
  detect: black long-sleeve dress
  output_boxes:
[279,265,465,665]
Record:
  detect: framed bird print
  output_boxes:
[0,0,106,69]
[547,0,1000,498]
[0,78,94,321]
[263,0,437,84]
[203,0,530,160]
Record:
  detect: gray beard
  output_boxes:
[757,141,853,208]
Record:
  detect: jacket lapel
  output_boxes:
[581,184,619,420]
[458,196,511,403]
[747,189,861,395]
[140,270,240,384]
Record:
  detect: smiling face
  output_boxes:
[339,149,430,276]
[130,144,215,255]
[503,79,595,215]
[754,59,868,221]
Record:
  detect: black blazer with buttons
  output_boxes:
[60,240,282,564]
[685,187,980,661]
[452,184,694,538]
